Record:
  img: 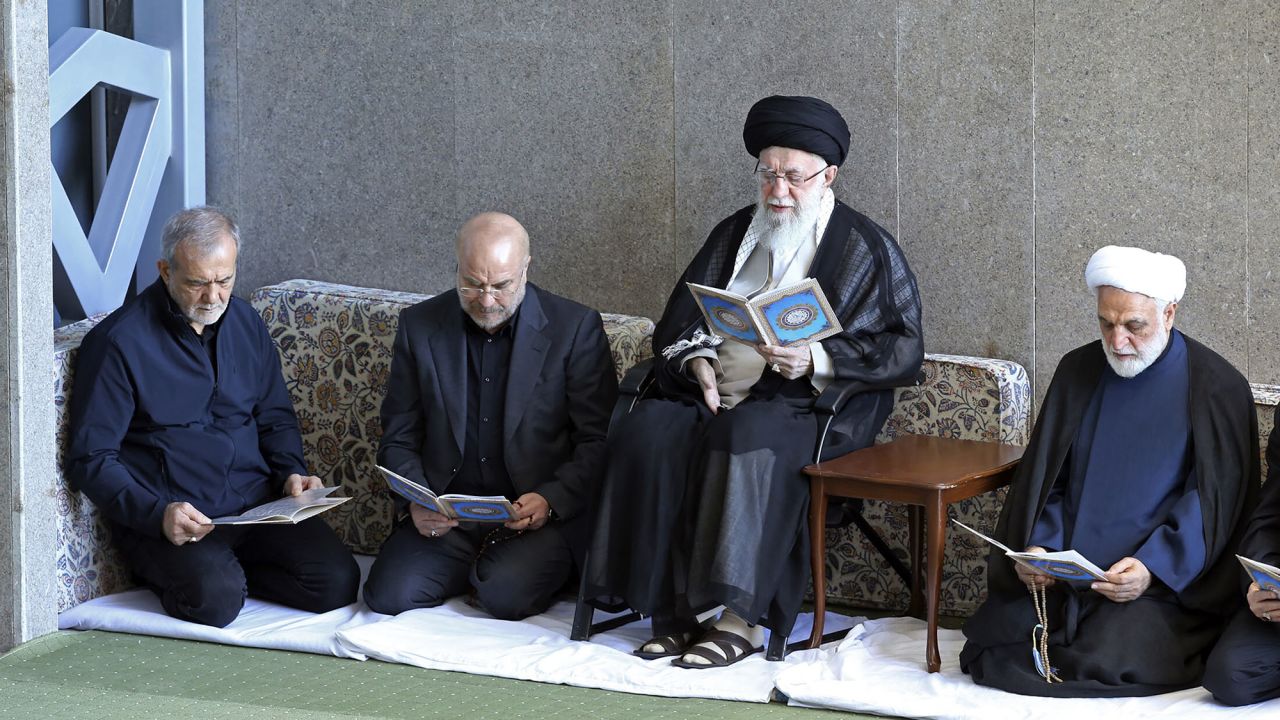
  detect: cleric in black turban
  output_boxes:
[583,91,922,669]
[742,95,851,167]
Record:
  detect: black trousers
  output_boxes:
[115,516,360,628]
[362,518,572,620]
[1203,608,1280,706]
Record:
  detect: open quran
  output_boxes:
[687,277,842,348]
[208,485,350,525]
[952,519,1109,583]
[377,465,517,523]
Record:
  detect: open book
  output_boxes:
[1237,555,1280,593]
[952,519,1109,583]
[687,277,842,348]
[207,485,350,525]
[376,465,517,523]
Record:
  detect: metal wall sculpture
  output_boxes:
[49,0,204,321]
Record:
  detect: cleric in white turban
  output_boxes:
[1085,245,1186,304]
[960,244,1259,697]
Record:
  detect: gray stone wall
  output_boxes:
[206,0,1280,396]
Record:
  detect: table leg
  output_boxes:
[907,504,923,618]
[924,494,945,673]
[807,476,828,649]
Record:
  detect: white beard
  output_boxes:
[756,188,823,254]
[1102,322,1170,378]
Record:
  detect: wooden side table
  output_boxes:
[803,434,1024,672]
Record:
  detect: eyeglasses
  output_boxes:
[458,285,520,299]
[458,268,526,299]
[754,161,830,188]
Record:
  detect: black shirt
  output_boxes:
[454,308,518,499]
[165,293,222,375]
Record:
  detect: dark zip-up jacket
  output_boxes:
[67,279,307,537]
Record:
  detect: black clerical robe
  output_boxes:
[583,200,923,639]
[1202,404,1280,706]
[649,201,924,445]
[961,333,1258,697]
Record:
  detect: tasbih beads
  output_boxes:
[1030,583,1062,684]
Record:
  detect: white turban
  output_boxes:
[1084,245,1186,304]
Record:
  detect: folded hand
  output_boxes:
[1092,556,1151,602]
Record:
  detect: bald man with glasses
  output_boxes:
[363,212,617,620]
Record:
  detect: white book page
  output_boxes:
[209,486,344,525]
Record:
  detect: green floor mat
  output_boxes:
[0,631,882,720]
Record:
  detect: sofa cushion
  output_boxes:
[54,314,131,612]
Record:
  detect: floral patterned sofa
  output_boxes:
[51,278,1278,620]
[52,279,654,612]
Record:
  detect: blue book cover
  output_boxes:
[1011,554,1108,583]
[1237,555,1280,593]
[377,465,517,523]
[687,278,842,348]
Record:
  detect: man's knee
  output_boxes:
[362,564,449,616]
[1204,652,1277,707]
[473,551,568,620]
[1204,668,1269,707]
[297,553,360,613]
[162,572,246,628]
[612,401,699,450]
[473,582,550,621]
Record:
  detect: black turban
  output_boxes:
[742,95,850,167]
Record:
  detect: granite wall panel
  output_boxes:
[1034,1,1250,395]
[203,0,1280,397]
[897,1,1035,377]
[1247,1,1280,384]
[203,0,237,224]
[228,2,459,299]
[672,0,898,273]
[451,2,675,317]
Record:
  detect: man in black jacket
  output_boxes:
[362,212,616,620]
[68,206,359,627]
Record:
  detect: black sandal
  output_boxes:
[670,629,762,669]
[633,631,695,660]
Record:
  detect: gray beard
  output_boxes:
[459,283,526,331]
